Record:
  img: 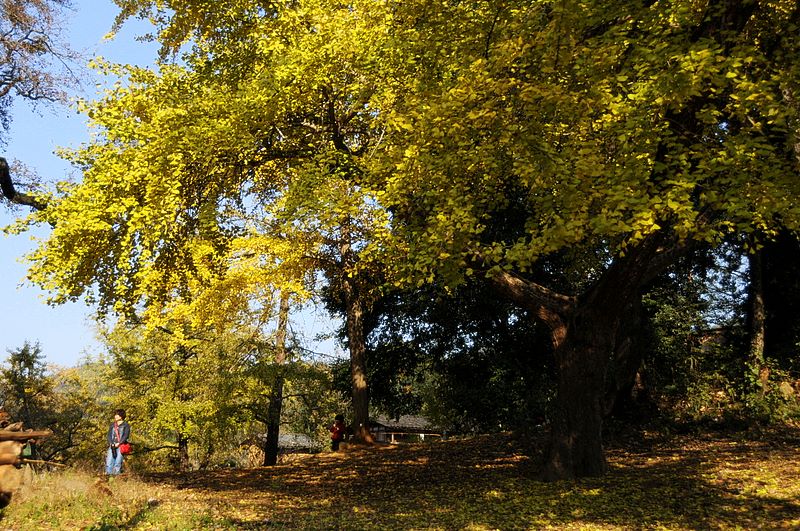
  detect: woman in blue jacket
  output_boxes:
[105,409,131,475]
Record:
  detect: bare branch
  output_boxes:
[0,157,48,210]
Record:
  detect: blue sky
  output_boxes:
[0,1,158,367]
[0,1,341,367]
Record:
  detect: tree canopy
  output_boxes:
[7,0,800,479]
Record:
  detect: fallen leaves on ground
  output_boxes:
[3,428,799,529]
[137,428,800,530]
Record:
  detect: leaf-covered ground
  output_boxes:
[144,428,800,530]
[3,428,800,529]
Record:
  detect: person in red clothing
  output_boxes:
[330,414,345,451]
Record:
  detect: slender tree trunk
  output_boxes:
[337,216,374,444]
[747,250,768,392]
[174,357,193,472]
[343,276,373,443]
[262,375,284,466]
[199,442,214,470]
[177,432,190,471]
[263,292,290,466]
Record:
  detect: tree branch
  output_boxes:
[488,269,575,316]
[487,269,574,346]
[0,157,48,210]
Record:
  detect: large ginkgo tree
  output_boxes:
[11,0,800,481]
[365,0,800,479]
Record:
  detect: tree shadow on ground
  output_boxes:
[142,430,800,529]
[87,499,160,531]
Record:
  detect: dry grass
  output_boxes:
[0,467,216,530]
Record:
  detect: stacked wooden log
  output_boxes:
[0,411,51,508]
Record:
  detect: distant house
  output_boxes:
[696,325,738,352]
[277,433,319,453]
[370,415,442,444]
[250,432,319,454]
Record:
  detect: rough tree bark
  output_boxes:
[342,274,374,443]
[487,0,764,479]
[491,234,688,480]
[545,313,615,478]
[263,291,290,466]
[604,298,651,417]
[762,233,800,363]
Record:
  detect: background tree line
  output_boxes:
[2,233,798,472]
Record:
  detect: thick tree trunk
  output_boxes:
[541,307,616,481]
[604,297,650,417]
[762,232,800,363]
[263,292,290,466]
[542,236,688,479]
[491,234,687,480]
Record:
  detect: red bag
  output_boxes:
[114,424,132,454]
